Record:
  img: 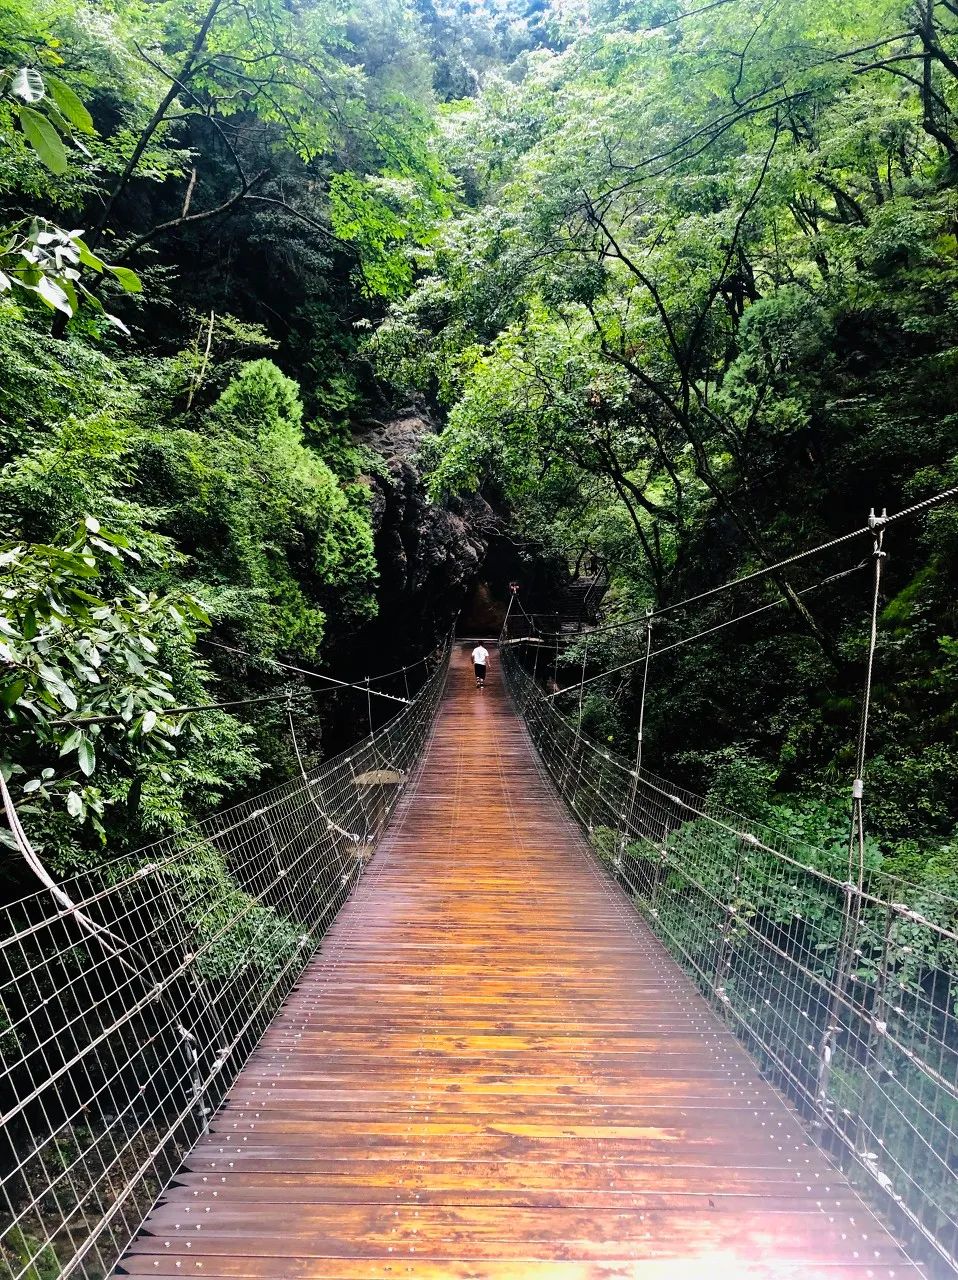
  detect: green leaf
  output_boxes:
[141,709,158,734]
[60,277,79,316]
[37,274,73,314]
[75,238,104,272]
[11,67,45,104]
[105,311,131,336]
[66,790,84,819]
[46,76,95,134]
[59,729,83,755]
[182,596,212,625]
[18,105,68,174]
[27,273,73,315]
[106,265,142,294]
[0,679,26,708]
[124,650,147,678]
[77,736,95,777]
[77,282,106,310]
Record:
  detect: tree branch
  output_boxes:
[89,0,226,248]
[114,169,269,262]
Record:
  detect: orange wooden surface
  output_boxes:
[117,643,923,1279]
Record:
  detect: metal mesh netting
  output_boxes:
[503,643,958,1276]
[0,647,448,1280]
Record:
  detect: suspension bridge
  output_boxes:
[2,499,958,1279]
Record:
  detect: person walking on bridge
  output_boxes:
[472,642,489,690]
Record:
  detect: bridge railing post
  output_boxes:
[711,837,746,1011]
[851,899,896,1160]
[814,507,887,1136]
[814,880,862,1131]
[618,612,653,861]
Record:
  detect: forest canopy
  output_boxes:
[0,0,452,872]
[371,0,958,881]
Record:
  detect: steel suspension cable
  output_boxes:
[543,483,958,639]
[200,639,411,704]
[1,670,443,1121]
[285,701,361,853]
[500,600,958,1276]
[51,691,294,727]
[650,484,958,618]
[622,610,654,850]
[0,772,212,1131]
[847,516,886,887]
[815,513,891,1128]
[547,562,867,701]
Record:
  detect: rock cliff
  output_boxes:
[359,409,497,650]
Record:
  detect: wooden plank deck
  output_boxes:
[117,642,923,1279]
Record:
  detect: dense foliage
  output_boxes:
[0,0,462,879]
[371,0,958,880]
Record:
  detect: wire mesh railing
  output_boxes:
[503,643,958,1277]
[0,645,449,1280]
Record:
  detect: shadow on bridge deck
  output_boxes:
[116,643,924,1279]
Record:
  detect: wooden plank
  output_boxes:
[114,643,925,1278]
[118,1262,919,1280]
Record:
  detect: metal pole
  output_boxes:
[816,508,887,1125]
[568,642,589,803]
[621,610,653,862]
[501,582,518,642]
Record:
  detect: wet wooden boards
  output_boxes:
[116,643,924,1279]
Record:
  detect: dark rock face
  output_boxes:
[359,410,497,652]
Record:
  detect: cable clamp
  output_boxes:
[852,778,864,800]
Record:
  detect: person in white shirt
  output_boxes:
[471,644,489,690]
